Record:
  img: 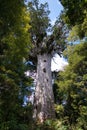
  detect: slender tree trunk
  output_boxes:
[33,53,55,123]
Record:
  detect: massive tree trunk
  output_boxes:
[33,53,55,123]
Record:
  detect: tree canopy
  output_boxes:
[59,0,87,26]
[0,0,32,129]
[54,42,87,129]
[0,0,87,129]
[59,0,87,39]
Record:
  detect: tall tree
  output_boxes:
[28,0,67,123]
[0,0,32,129]
[55,42,87,129]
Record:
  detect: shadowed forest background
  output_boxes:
[0,0,87,130]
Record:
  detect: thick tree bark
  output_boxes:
[33,53,55,123]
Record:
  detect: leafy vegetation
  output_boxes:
[59,0,87,40]
[0,0,33,129]
[0,0,87,129]
[54,42,87,129]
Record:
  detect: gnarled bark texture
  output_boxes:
[33,53,55,123]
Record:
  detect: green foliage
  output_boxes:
[54,42,87,129]
[59,0,87,26]
[0,121,29,130]
[28,119,69,130]
[59,0,87,39]
[1,0,87,129]
[53,14,68,52]
[28,0,50,43]
[0,0,33,129]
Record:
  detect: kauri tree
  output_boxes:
[28,0,67,123]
